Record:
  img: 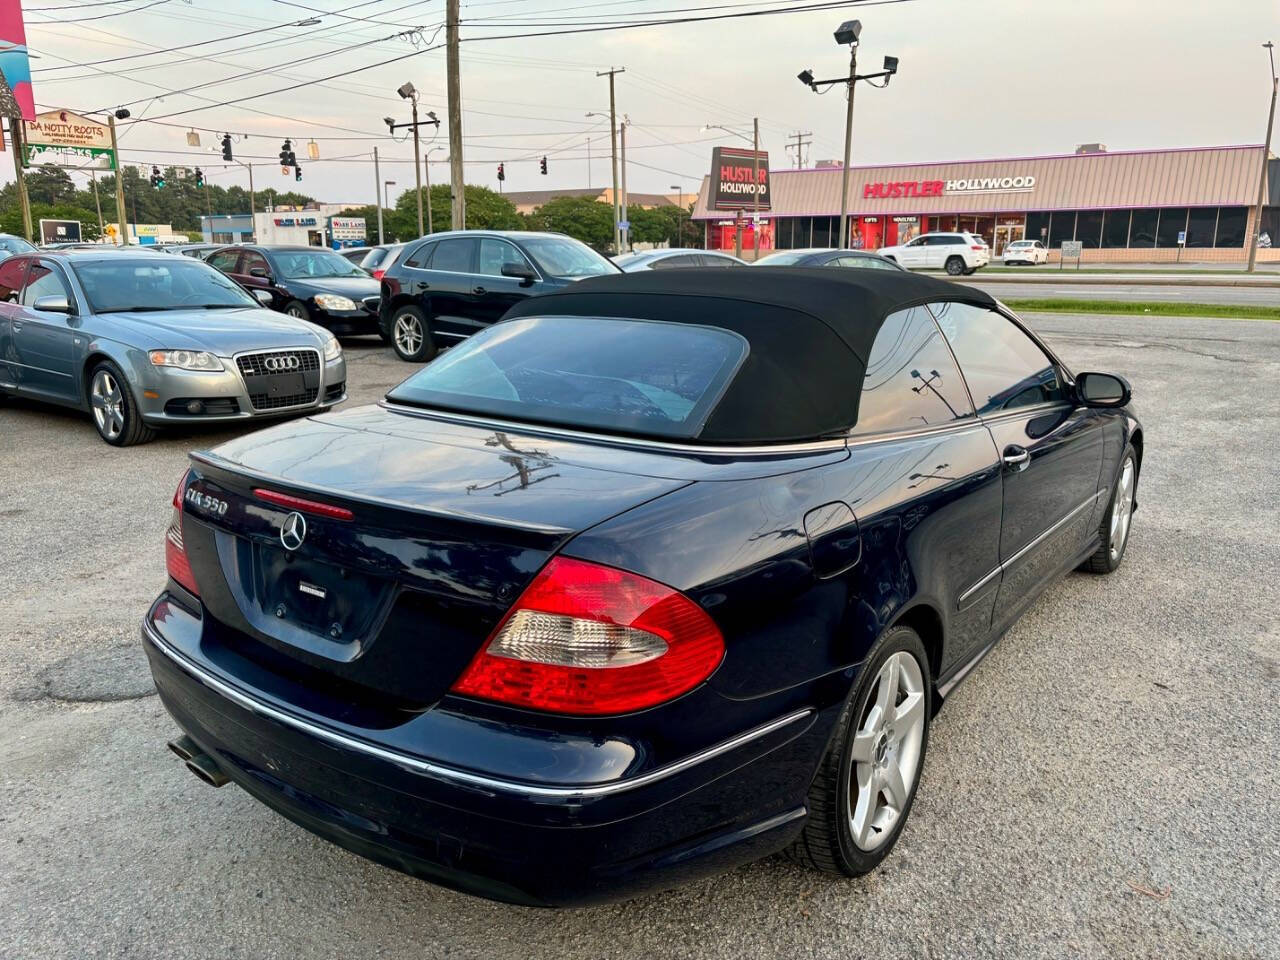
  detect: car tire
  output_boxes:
[963,267,977,275]
[1081,445,1137,574]
[283,299,310,320]
[88,361,155,446]
[785,624,931,877]
[390,305,436,362]
[944,256,965,276]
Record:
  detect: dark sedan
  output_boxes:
[207,245,382,337]
[754,247,904,270]
[143,269,1141,905]
[379,230,619,361]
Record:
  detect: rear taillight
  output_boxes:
[451,557,724,715]
[372,268,386,280]
[165,470,198,596]
[971,245,984,251]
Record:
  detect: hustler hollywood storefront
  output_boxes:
[692,143,1277,262]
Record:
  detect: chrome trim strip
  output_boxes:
[956,489,1105,607]
[142,618,813,800]
[6,358,74,378]
[377,401,849,457]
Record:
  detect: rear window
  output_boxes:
[386,315,748,439]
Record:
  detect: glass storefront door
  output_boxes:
[994,223,1024,257]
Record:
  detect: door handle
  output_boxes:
[11,321,22,331]
[415,281,430,291]
[1002,444,1030,472]
[472,285,486,295]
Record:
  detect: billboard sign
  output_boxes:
[329,216,366,241]
[39,218,81,244]
[23,109,115,168]
[0,1,34,121]
[709,146,770,211]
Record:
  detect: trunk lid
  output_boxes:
[179,408,693,712]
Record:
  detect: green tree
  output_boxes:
[393,183,521,239]
[23,165,77,206]
[527,195,614,251]
[0,202,103,241]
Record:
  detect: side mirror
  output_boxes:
[251,289,274,306]
[501,262,537,284]
[1077,372,1131,408]
[32,294,72,314]
[249,266,270,279]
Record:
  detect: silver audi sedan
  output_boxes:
[0,249,347,445]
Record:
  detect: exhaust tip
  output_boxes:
[185,753,230,788]
[167,734,200,763]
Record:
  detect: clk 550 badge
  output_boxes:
[184,488,229,516]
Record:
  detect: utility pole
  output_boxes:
[90,169,104,239]
[425,148,442,234]
[787,131,812,168]
[752,117,760,260]
[620,119,628,252]
[598,66,624,254]
[1248,40,1277,272]
[7,121,32,242]
[107,114,128,246]
[837,44,857,249]
[411,96,423,236]
[446,0,465,231]
[586,137,592,188]
[374,146,384,243]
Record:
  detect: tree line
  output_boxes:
[0,164,701,251]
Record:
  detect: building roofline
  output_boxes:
[765,143,1267,176]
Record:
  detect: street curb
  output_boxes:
[929,272,1280,288]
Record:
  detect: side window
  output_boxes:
[241,251,270,277]
[699,255,740,268]
[21,259,72,308]
[650,254,700,270]
[428,238,476,273]
[0,257,28,302]
[851,306,973,435]
[207,250,240,272]
[477,238,532,277]
[929,301,1068,415]
[403,241,435,268]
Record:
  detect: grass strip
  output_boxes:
[1001,298,1280,321]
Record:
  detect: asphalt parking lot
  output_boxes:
[2,312,1277,960]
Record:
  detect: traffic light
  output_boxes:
[150,166,165,189]
[194,167,204,188]
[295,165,302,182]
[221,134,233,161]
[540,156,547,175]
[497,162,505,182]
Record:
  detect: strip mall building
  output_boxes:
[692,144,1279,262]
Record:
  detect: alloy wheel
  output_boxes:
[394,313,423,356]
[286,304,308,318]
[90,369,125,442]
[1109,458,1134,560]
[847,651,927,851]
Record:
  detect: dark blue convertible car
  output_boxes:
[142,269,1142,906]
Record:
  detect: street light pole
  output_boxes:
[411,95,423,236]
[598,67,625,254]
[373,146,384,244]
[1247,40,1277,272]
[620,119,628,251]
[425,147,443,234]
[384,180,396,216]
[752,116,760,259]
[837,45,857,249]
[671,184,683,247]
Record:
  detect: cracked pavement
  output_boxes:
[1,313,1277,960]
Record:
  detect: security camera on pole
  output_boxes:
[386,84,440,238]
[797,21,899,249]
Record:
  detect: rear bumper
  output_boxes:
[141,595,828,906]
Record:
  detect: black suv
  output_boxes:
[378,230,620,361]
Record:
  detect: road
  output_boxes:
[2,314,1278,960]
[964,279,1280,306]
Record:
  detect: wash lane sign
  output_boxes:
[709,146,770,211]
[23,109,115,169]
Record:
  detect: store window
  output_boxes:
[1076,211,1103,249]
[1101,210,1131,248]
[1048,211,1076,249]
[1025,212,1051,247]
[1129,210,1159,248]
[812,217,833,248]
[1156,208,1188,248]
[1186,208,1217,248]
[1214,207,1248,248]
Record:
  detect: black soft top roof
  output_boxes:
[502,267,996,444]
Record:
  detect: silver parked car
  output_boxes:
[0,249,346,446]
[613,249,746,271]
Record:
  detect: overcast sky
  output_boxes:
[12,0,1280,208]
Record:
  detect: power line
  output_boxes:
[27,0,175,23]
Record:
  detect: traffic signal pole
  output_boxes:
[374,146,384,244]
[597,66,624,254]
[446,0,465,231]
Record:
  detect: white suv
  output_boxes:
[1002,239,1048,265]
[876,232,990,275]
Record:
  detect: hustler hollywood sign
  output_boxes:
[863,174,1036,199]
